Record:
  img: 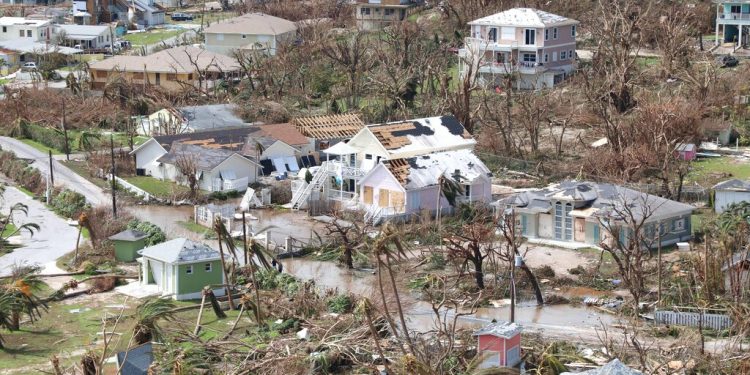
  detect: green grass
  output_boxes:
[2,222,18,238]
[687,156,750,188]
[178,220,210,234]
[63,161,111,190]
[20,138,63,155]
[636,56,661,68]
[123,29,186,46]
[124,176,189,198]
[166,11,237,25]
[15,185,35,198]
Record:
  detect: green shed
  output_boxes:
[109,229,149,262]
[138,238,225,300]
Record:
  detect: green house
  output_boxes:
[109,229,149,262]
[138,238,225,300]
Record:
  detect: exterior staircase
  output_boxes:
[290,162,330,210]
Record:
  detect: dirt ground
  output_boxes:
[521,244,601,278]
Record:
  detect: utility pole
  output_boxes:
[48,149,54,185]
[61,99,70,161]
[110,135,117,219]
[657,231,662,307]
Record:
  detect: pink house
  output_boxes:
[459,8,580,89]
[675,143,697,161]
[474,322,523,369]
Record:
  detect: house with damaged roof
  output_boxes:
[497,181,695,249]
[289,115,492,223]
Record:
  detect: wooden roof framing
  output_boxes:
[385,158,410,185]
[292,113,365,140]
[369,122,415,150]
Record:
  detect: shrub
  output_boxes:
[568,265,586,275]
[81,261,97,275]
[49,189,88,218]
[20,121,69,152]
[536,265,556,278]
[269,180,291,205]
[209,191,228,200]
[127,219,166,246]
[0,148,44,194]
[326,294,353,314]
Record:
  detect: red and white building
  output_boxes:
[474,322,523,369]
[459,8,579,89]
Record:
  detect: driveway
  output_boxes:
[0,137,109,206]
[0,187,78,276]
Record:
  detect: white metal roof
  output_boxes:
[323,141,358,156]
[469,8,578,28]
[57,24,110,39]
[138,238,221,264]
[0,17,50,27]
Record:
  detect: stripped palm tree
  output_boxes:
[132,297,176,345]
[0,202,40,254]
[0,265,48,336]
[75,130,102,152]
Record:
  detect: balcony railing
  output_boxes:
[214,177,249,192]
[464,37,525,50]
[478,61,547,74]
[720,12,750,20]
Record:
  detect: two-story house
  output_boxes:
[459,8,579,90]
[203,13,297,56]
[713,1,750,48]
[0,17,52,43]
[353,0,422,31]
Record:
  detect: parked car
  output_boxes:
[21,62,37,71]
[171,12,194,21]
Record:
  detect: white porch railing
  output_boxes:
[214,177,249,192]
[720,12,750,20]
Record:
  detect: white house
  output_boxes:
[55,24,114,49]
[357,149,492,223]
[203,13,297,56]
[714,179,750,213]
[138,238,225,300]
[0,17,52,42]
[150,142,258,192]
[459,8,579,89]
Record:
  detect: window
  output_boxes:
[554,202,563,239]
[524,29,536,45]
[241,34,247,39]
[731,5,741,13]
[384,8,394,16]
[488,27,497,42]
[216,33,224,41]
[552,27,558,39]
[166,73,177,81]
[360,7,370,16]
[205,263,212,272]
[522,53,536,62]
[569,50,574,60]
[464,184,471,197]
[544,54,549,63]
[560,51,567,60]
[186,265,193,274]
[2,26,6,32]
[571,25,576,37]
[26,30,31,37]
[544,29,549,41]
[496,52,505,63]
[673,218,686,232]
[19,30,24,37]
[564,203,573,240]
[552,52,557,61]
[365,154,373,160]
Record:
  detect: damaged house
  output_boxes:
[498,181,695,249]
[289,115,492,223]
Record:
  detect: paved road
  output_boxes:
[0,187,78,276]
[0,136,109,206]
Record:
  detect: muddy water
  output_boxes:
[280,257,618,333]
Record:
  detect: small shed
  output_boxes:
[675,143,697,161]
[713,179,750,213]
[138,238,225,300]
[473,321,522,369]
[109,229,149,262]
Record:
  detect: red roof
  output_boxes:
[258,123,309,146]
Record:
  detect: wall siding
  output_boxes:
[715,190,750,213]
[177,260,223,296]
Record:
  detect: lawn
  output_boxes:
[166,11,237,25]
[178,220,210,235]
[20,138,63,155]
[123,29,186,46]
[687,156,750,188]
[636,56,661,68]
[63,160,111,190]
[124,176,190,198]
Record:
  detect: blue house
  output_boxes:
[714,1,750,46]
[497,181,695,249]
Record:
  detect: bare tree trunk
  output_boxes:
[206,289,226,318]
[376,253,405,355]
[384,253,414,355]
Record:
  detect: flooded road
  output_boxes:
[280,256,619,338]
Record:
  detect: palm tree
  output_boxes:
[0,266,48,347]
[132,297,176,345]
[0,202,40,254]
[75,130,102,152]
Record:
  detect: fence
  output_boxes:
[654,309,732,331]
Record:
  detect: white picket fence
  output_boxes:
[654,309,732,331]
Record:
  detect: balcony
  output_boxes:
[477,61,547,75]
[325,160,367,179]
[719,12,750,21]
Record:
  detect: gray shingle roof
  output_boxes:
[501,181,695,222]
[116,342,153,375]
[108,229,148,242]
[714,179,750,192]
[138,238,221,264]
[473,322,522,338]
[179,104,248,131]
[156,143,256,171]
[561,359,642,375]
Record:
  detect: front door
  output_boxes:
[574,218,586,242]
[155,72,161,85]
[378,188,390,208]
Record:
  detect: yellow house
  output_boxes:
[354,0,422,30]
[203,13,297,56]
[88,46,241,91]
